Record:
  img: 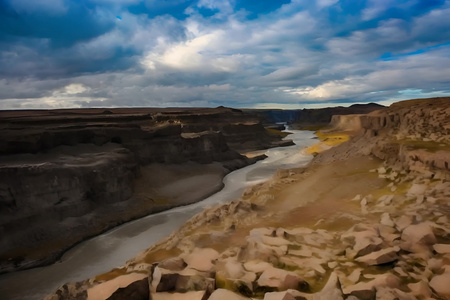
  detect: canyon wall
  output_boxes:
[316,97,450,176]
[0,107,290,273]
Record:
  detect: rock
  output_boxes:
[378,167,387,174]
[263,291,297,300]
[394,215,414,232]
[264,273,343,300]
[106,277,149,300]
[401,223,436,252]
[355,247,399,265]
[433,244,450,254]
[87,273,148,300]
[257,267,308,291]
[407,280,431,298]
[158,257,187,271]
[429,273,450,298]
[380,213,395,227]
[375,287,416,300]
[156,273,214,293]
[427,258,443,272]
[314,272,343,300]
[243,260,273,273]
[208,288,251,300]
[152,291,205,300]
[378,195,394,205]
[347,269,361,283]
[407,184,427,196]
[343,273,400,297]
[377,225,400,243]
[183,248,219,272]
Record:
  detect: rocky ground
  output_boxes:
[44,97,450,300]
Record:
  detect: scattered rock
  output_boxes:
[257,267,308,291]
[355,247,399,265]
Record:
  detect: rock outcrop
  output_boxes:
[0,107,290,273]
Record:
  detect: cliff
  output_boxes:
[0,107,291,273]
[315,97,450,176]
[46,98,450,300]
[246,102,384,128]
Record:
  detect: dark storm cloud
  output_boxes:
[0,0,450,109]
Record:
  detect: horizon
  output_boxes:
[1,0,450,109]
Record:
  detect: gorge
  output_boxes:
[1,98,449,300]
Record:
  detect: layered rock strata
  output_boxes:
[46,98,450,299]
[0,107,289,273]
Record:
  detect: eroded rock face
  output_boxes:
[0,107,287,273]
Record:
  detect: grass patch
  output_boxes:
[95,267,128,282]
[304,130,350,155]
[396,139,450,153]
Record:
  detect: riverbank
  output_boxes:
[1,106,287,274]
[45,98,450,299]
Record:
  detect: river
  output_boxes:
[0,129,317,300]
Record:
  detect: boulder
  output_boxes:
[355,247,399,265]
[106,278,149,300]
[263,291,297,300]
[158,257,187,271]
[152,291,205,300]
[208,288,251,300]
[87,273,148,300]
[380,213,395,227]
[429,273,450,298]
[375,287,416,300]
[407,280,431,298]
[407,184,427,196]
[243,260,273,273]
[401,223,436,252]
[183,248,219,272]
[257,267,308,291]
[156,273,214,293]
[394,215,414,232]
[343,273,400,296]
[433,244,450,254]
[264,273,342,300]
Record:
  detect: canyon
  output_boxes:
[0,107,292,273]
[42,97,450,300]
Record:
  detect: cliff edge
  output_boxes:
[0,107,291,273]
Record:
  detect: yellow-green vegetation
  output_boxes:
[265,128,291,138]
[305,130,350,155]
[95,267,128,282]
[396,139,450,152]
[143,247,182,264]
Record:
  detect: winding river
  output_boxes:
[0,129,317,300]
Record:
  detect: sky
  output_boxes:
[0,0,450,109]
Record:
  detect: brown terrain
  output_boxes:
[44,97,450,300]
[0,106,292,273]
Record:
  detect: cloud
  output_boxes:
[5,0,68,15]
[0,0,450,109]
